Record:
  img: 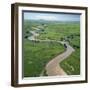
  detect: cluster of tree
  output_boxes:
[60,34,80,49]
[60,34,80,42]
[24,31,33,39]
[72,45,80,48]
[24,36,28,39]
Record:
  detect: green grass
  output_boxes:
[60,36,80,75]
[60,49,80,75]
[24,40,65,77]
[37,22,80,40]
[23,20,80,76]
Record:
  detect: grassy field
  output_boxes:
[24,40,64,77]
[60,35,80,75]
[37,22,79,40]
[23,20,80,77]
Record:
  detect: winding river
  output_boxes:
[28,29,75,76]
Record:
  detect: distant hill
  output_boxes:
[24,19,80,24]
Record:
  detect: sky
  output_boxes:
[24,11,80,21]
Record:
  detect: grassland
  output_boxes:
[24,40,64,77]
[23,20,80,77]
[60,35,80,75]
[37,22,80,40]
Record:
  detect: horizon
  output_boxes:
[23,11,80,22]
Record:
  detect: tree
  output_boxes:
[24,36,28,39]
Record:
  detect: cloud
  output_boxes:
[35,14,57,21]
[24,12,80,21]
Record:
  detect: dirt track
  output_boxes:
[45,42,75,76]
[28,30,75,76]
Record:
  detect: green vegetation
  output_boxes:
[60,49,80,75]
[60,35,80,75]
[23,20,80,77]
[24,40,64,77]
[37,22,80,40]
